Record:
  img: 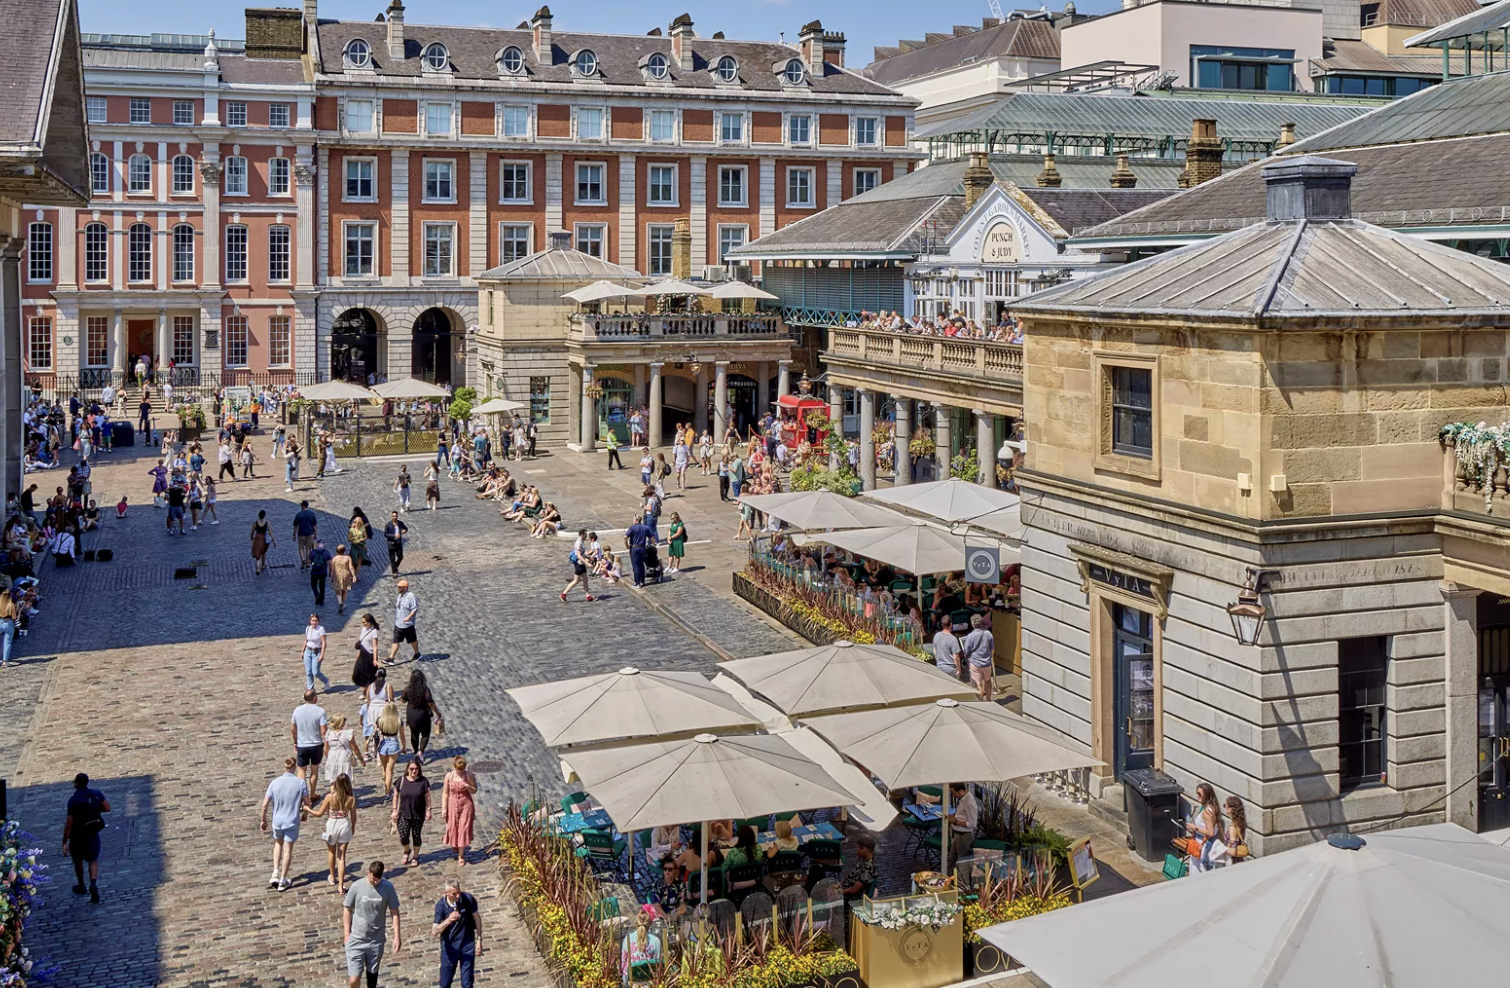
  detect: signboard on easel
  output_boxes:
[1067,837,1099,900]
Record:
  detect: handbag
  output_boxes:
[1171,835,1201,857]
[1229,840,1250,859]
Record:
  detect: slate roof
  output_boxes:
[0,0,68,145]
[914,90,1375,144]
[1020,212,1510,322]
[1285,71,1510,152]
[479,246,641,281]
[314,20,904,98]
[1372,0,1483,28]
[863,19,1059,86]
[729,154,1176,258]
[81,42,307,85]
[0,0,89,205]
[1310,38,1463,75]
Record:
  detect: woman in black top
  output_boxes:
[390,757,430,866]
[402,669,441,756]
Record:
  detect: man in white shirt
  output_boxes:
[933,618,963,680]
[946,782,978,878]
[290,689,328,800]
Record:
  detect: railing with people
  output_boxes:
[31,369,321,402]
[571,312,789,342]
[827,326,1023,380]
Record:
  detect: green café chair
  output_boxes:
[805,839,843,875]
[587,896,620,922]
[577,829,628,876]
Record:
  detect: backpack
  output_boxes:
[660,461,672,478]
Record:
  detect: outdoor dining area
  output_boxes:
[734,480,1024,664]
[501,640,1105,988]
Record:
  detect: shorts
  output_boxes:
[296,743,324,767]
[168,506,184,520]
[272,824,300,843]
[345,942,384,978]
[572,562,588,576]
[70,834,101,864]
[392,625,417,644]
[377,734,400,757]
[970,663,993,688]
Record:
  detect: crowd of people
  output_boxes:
[843,309,1023,344]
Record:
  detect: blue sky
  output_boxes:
[78,0,1117,73]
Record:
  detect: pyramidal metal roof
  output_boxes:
[1017,156,1510,324]
[478,246,641,281]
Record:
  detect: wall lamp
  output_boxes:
[1226,568,1273,646]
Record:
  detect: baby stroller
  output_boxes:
[642,543,665,584]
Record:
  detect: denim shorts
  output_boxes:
[377,735,400,757]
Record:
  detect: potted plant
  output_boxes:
[909,433,936,459]
[176,403,207,440]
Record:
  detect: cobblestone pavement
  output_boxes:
[1,436,796,988]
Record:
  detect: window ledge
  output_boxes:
[1093,451,1161,482]
[646,202,681,209]
[499,199,534,207]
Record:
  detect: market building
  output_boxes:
[1015,154,1510,852]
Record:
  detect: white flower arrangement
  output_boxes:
[856,897,961,932]
[1441,421,1510,508]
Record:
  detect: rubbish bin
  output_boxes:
[1122,768,1184,864]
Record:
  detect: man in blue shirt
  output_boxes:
[63,773,110,903]
[292,500,319,569]
[259,757,308,892]
[624,514,655,589]
[309,539,333,607]
[432,878,482,988]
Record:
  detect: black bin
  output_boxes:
[1122,768,1184,864]
[111,422,134,447]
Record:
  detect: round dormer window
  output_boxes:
[423,43,449,71]
[344,39,371,69]
[575,49,598,76]
[500,46,525,74]
[715,55,738,82]
[647,52,669,80]
[783,58,805,85]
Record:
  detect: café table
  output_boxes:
[557,806,614,834]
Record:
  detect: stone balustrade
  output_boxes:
[570,312,785,342]
[828,326,1023,381]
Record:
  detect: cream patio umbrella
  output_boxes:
[980,823,1510,988]
[371,377,450,399]
[638,278,711,295]
[563,732,862,903]
[814,522,978,576]
[561,280,647,303]
[737,490,912,531]
[863,477,1020,524]
[299,379,380,402]
[802,698,1103,870]
[470,396,528,415]
[708,281,779,300]
[506,666,761,748]
[719,640,974,717]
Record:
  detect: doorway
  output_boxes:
[332,308,381,383]
[128,319,155,371]
[1480,618,1510,830]
[412,307,457,385]
[726,374,757,434]
[1112,603,1156,779]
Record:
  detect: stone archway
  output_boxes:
[411,307,464,385]
[331,308,386,383]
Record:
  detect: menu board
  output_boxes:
[1067,837,1099,895]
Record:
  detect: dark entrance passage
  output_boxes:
[412,307,460,385]
[1113,603,1156,779]
[727,373,757,435]
[331,308,381,383]
[1479,594,1510,830]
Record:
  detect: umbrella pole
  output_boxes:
[941,786,952,879]
[629,829,635,888]
[700,821,709,907]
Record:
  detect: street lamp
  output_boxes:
[798,372,813,396]
[585,379,605,401]
[1226,569,1268,646]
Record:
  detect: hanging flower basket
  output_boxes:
[909,434,936,458]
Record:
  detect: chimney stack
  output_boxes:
[1179,118,1222,189]
[821,30,846,68]
[1277,122,1297,148]
[304,0,318,29]
[1109,153,1137,188]
[1262,156,1356,223]
[531,6,553,64]
[669,13,695,72]
[1035,153,1062,188]
[672,218,693,279]
[800,19,826,74]
[963,152,994,209]
[385,0,405,59]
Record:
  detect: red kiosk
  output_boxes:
[777,392,830,449]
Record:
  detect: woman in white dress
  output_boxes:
[324,437,339,476]
[304,773,358,892]
[323,712,365,786]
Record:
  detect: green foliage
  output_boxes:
[449,398,473,422]
[789,463,861,496]
[950,449,980,483]
[454,386,478,405]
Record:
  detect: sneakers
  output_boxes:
[72,883,87,895]
[585,594,596,602]
[210,520,219,525]
[90,885,99,903]
[278,878,291,892]
[559,591,567,602]
[268,873,279,889]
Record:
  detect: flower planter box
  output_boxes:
[966,939,1012,979]
[734,572,848,646]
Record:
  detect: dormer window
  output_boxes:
[500,45,525,74]
[423,43,449,71]
[344,39,372,69]
[783,58,805,85]
[646,52,669,80]
[574,49,598,76]
[714,55,738,82]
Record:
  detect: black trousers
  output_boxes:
[387,539,404,574]
[311,572,327,605]
[606,447,623,469]
[630,547,647,586]
[219,462,236,479]
[719,475,730,500]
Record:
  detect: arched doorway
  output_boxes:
[331,308,383,383]
[726,373,758,434]
[412,308,462,385]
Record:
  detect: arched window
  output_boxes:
[783,59,805,85]
[172,154,195,194]
[715,56,738,82]
[344,39,371,68]
[128,153,152,194]
[127,223,152,282]
[500,45,524,74]
[423,43,449,71]
[646,53,669,80]
[574,49,597,76]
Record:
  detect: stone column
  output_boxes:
[714,362,729,440]
[157,309,170,370]
[110,308,126,376]
[935,401,953,477]
[693,365,709,434]
[777,359,791,398]
[199,149,222,291]
[0,237,20,499]
[858,388,876,491]
[648,362,664,448]
[1443,585,1481,830]
[390,149,410,287]
[580,364,597,451]
[976,409,996,487]
[756,360,769,417]
[829,384,844,471]
[894,397,912,486]
[294,154,316,288]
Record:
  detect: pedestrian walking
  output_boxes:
[310,539,333,607]
[605,430,622,470]
[389,578,419,665]
[933,616,964,681]
[291,688,329,800]
[561,528,595,603]
[331,545,357,613]
[323,712,366,791]
[165,482,187,535]
[348,508,373,579]
[305,773,358,892]
[624,514,655,589]
[62,773,110,903]
[343,860,402,988]
[402,669,441,757]
[383,512,408,575]
[137,396,151,435]
[203,477,219,524]
[260,757,308,892]
[353,614,380,689]
[962,614,995,701]
[667,512,687,573]
[392,758,431,867]
[371,676,402,794]
[303,613,332,691]
[441,758,477,865]
[673,437,690,491]
[240,442,255,478]
[251,509,274,574]
[394,466,412,513]
[284,438,300,492]
[432,877,481,988]
[527,419,538,457]
[718,454,731,501]
[293,500,319,568]
[0,591,19,668]
[218,440,235,481]
[425,476,440,511]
